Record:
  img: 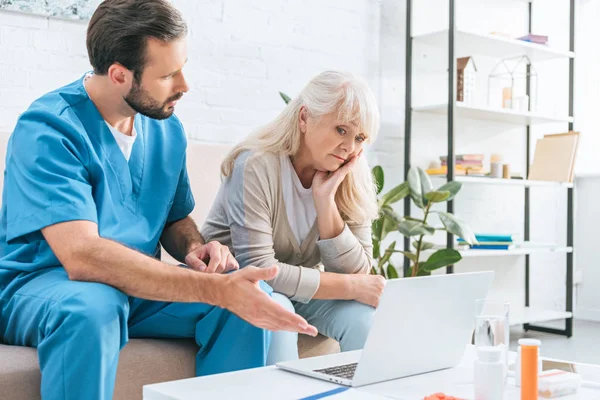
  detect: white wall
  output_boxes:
[0,0,381,143]
[572,0,600,175]
[0,10,90,132]
[573,0,600,317]
[574,175,600,321]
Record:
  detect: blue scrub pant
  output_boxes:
[0,267,271,400]
[266,293,375,364]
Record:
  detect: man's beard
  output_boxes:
[124,81,183,120]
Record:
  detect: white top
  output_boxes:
[280,155,317,245]
[83,73,137,161]
[105,122,137,162]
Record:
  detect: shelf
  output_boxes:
[510,308,572,326]
[423,244,573,258]
[431,176,574,189]
[457,245,573,258]
[413,29,574,62]
[413,103,574,125]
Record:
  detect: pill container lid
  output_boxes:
[477,346,502,363]
[519,339,541,347]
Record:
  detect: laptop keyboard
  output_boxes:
[314,363,358,380]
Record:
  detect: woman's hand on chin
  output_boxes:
[312,150,362,203]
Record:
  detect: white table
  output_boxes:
[144,347,600,400]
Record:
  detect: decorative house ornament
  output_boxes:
[457,56,477,105]
[487,55,538,112]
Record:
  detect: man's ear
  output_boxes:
[107,63,133,88]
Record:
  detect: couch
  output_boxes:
[0,133,339,400]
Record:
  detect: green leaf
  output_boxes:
[422,249,462,272]
[279,92,292,104]
[372,166,384,195]
[381,216,396,241]
[436,212,478,245]
[414,241,436,251]
[418,167,433,198]
[381,206,402,224]
[395,250,417,262]
[407,167,433,208]
[397,220,435,237]
[436,181,462,201]
[370,266,378,275]
[424,190,451,203]
[407,168,424,208]
[406,262,430,277]
[380,182,410,206]
[372,217,383,259]
[377,241,396,270]
[387,262,399,279]
[372,218,383,242]
[373,240,380,260]
[380,207,398,241]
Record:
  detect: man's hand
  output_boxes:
[218,265,318,335]
[185,241,239,273]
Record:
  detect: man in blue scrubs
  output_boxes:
[0,1,317,399]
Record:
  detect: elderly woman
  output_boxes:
[201,71,385,363]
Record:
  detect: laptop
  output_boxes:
[276,271,494,387]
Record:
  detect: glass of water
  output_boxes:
[474,300,510,374]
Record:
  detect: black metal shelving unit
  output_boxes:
[403,0,575,338]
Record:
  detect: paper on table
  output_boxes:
[358,363,476,400]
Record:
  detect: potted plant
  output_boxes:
[371,165,477,278]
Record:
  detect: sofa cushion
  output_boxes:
[0,334,338,399]
[0,339,198,400]
[298,334,340,359]
[0,343,39,400]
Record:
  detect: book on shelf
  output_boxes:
[458,234,519,243]
[528,131,579,183]
[459,241,514,246]
[441,160,483,166]
[467,244,516,250]
[426,165,485,176]
[440,154,484,162]
[516,33,548,45]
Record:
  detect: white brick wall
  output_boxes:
[0,10,89,132]
[177,0,381,143]
[0,0,381,139]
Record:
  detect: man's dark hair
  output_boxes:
[86,0,187,82]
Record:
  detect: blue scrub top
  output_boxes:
[0,75,195,292]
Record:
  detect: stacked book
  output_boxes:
[517,33,548,45]
[458,234,517,250]
[427,154,485,176]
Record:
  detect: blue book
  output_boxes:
[458,234,515,243]
[470,244,515,250]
